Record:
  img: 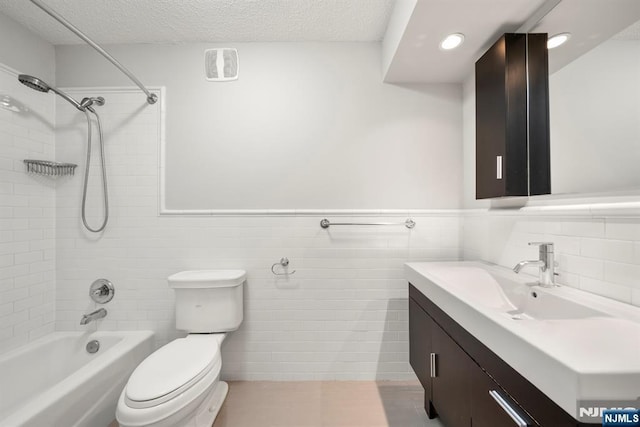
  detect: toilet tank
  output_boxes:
[167,270,245,333]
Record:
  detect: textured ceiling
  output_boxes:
[612,19,640,40]
[0,0,395,45]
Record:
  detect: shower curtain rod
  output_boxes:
[29,0,158,105]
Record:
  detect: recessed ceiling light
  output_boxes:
[440,33,465,50]
[547,33,571,49]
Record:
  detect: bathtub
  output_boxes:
[0,331,154,427]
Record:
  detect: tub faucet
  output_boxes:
[80,308,107,325]
[513,242,558,287]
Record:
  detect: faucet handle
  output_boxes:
[89,279,115,304]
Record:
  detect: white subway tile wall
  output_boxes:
[55,89,462,380]
[463,214,640,307]
[0,67,56,352]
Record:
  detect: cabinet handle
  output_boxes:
[430,353,437,378]
[496,156,503,179]
[488,390,530,427]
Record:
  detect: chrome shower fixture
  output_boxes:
[18,74,85,111]
[80,96,105,110]
[18,73,110,233]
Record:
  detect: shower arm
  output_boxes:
[29,0,157,105]
[49,86,84,111]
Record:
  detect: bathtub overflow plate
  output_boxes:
[86,340,100,354]
[90,279,114,304]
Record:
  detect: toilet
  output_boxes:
[116,270,245,427]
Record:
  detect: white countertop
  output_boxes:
[405,261,640,420]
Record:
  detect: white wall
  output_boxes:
[56,43,462,211]
[53,41,464,380]
[0,12,55,83]
[0,12,56,353]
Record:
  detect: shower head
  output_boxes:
[18,74,85,111]
[18,74,49,92]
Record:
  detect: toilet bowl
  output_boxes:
[116,270,245,427]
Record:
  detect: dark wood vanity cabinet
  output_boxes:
[470,362,533,427]
[410,297,472,426]
[408,298,433,411]
[431,322,473,427]
[475,33,551,199]
[409,284,598,427]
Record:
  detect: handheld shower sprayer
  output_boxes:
[18,74,109,233]
[18,74,86,111]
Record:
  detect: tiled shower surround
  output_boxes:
[0,66,56,352]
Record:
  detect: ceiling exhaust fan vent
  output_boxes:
[205,48,239,82]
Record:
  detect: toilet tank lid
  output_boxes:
[168,269,246,288]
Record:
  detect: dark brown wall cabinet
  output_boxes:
[475,33,551,199]
[409,284,598,427]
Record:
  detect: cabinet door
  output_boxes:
[475,33,550,199]
[409,298,433,415]
[471,362,536,427]
[432,322,472,427]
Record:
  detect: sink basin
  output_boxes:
[424,265,610,321]
[504,290,610,321]
[405,261,640,421]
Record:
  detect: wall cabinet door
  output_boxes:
[431,322,472,427]
[475,33,550,199]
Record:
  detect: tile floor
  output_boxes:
[211,381,444,427]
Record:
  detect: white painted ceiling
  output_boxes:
[384,0,548,83]
[384,0,640,82]
[0,0,395,44]
[531,0,640,74]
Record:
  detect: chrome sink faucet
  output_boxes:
[80,308,107,325]
[513,242,558,287]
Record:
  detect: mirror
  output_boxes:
[530,0,640,195]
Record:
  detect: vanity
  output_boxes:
[406,261,640,426]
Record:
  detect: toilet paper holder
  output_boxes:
[271,257,296,276]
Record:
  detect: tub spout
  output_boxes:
[80,308,107,325]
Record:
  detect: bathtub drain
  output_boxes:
[86,340,100,354]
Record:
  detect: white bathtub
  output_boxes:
[0,331,154,427]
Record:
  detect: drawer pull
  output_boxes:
[488,389,529,427]
[430,353,437,378]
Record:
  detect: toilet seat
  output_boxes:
[124,335,222,409]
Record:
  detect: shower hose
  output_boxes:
[81,109,109,233]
